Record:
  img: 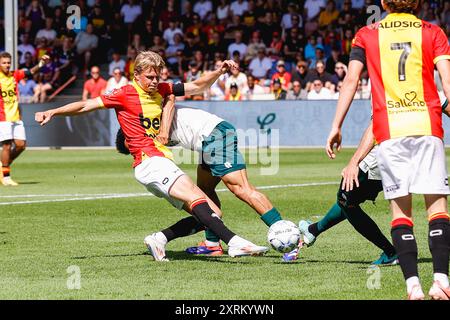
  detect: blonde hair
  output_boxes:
[134,50,165,75]
[383,0,419,13]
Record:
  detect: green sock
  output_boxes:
[261,208,283,227]
[317,203,346,234]
[205,229,220,243]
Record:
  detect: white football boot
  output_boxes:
[144,234,169,262]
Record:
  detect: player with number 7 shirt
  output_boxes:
[326,0,450,300]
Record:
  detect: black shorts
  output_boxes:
[337,168,383,207]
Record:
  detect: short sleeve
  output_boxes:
[97,87,125,109]
[433,27,450,64]
[352,28,366,50]
[13,70,25,82]
[158,82,185,97]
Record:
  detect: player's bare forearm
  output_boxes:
[436,59,450,116]
[349,120,374,166]
[158,95,175,145]
[331,62,363,130]
[35,99,102,126]
[184,60,238,95]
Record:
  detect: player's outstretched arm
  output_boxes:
[326,60,364,159]
[35,98,104,126]
[157,94,176,145]
[183,60,238,96]
[341,120,374,192]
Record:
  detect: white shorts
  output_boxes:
[377,136,450,200]
[134,156,185,210]
[0,121,26,142]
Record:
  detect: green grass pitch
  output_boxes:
[0,148,443,299]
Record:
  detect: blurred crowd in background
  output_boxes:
[0,0,448,102]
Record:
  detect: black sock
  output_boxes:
[308,223,320,237]
[342,205,396,257]
[161,217,205,242]
[428,217,450,276]
[391,221,418,280]
[190,199,235,244]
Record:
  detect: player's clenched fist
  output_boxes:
[219,60,238,74]
[35,111,53,126]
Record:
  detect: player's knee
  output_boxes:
[15,141,26,152]
[337,189,356,210]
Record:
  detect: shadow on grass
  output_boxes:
[299,257,434,266]
[72,250,275,264]
[16,182,40,185]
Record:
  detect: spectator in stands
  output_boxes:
[242,75,265,100]
[309,47,326,69]
[106,67,128,91]
[225,64,248,94]
[307,79,332,100]
[35,37,52,61]
[283,27,304,64]
[228,30,247,61]
[125,46,138,80]
[180,1,195,30]
[191,50,208,72]
[183,33,200,62]
[281,3,302,31]
[230,0,249,16]
[206,31,227,64]
[319,1,339,28]
[286,80,307,100]
[159,0,179,32]
[268,31,283,60]
[271,60,291,92]
[351,0,366,10]
[330,62,347,86]
[142,20,156,48]
[341,28,354,57]
[338,1,357,28]
[271,78,287,100]
[291,61,311,90]
[52,38,76,87]
[184,61,204,100]
[217,0,231,23]
[75,23,98,73]
[120,0,142,41]
[257,11,282,46]
[35,17,57,46]
[108,52,126,77]
[82,65,107,100]
[194,0,213,21]
[245,31,266,63]
[163,18,184,46]
[333,80,343,100]
[202,12,226,45]
[248,48,272,80]
[35,56,58,103]
[165,33,185,71]
[307,60,334,92]
[149,35,166,54]
[304,0,326,21]
[18,75,38,103]
[18,33,36,65]
[26,0,45,32]
[225,82,242,101]
[129,33,146,53]
[160,66,174,84]
[19,52,34,71]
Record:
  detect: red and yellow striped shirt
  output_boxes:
[0,70,25,122]
[98,80,175,167]
[352,13,450,143]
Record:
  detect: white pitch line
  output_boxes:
[0,182,339,206]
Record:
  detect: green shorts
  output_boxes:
[200,121,246,177]
[337,168,383,207]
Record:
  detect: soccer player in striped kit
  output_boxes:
[326,0,450,299]
[35,51,269,261]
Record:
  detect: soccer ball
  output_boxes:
[267,220,301,253]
